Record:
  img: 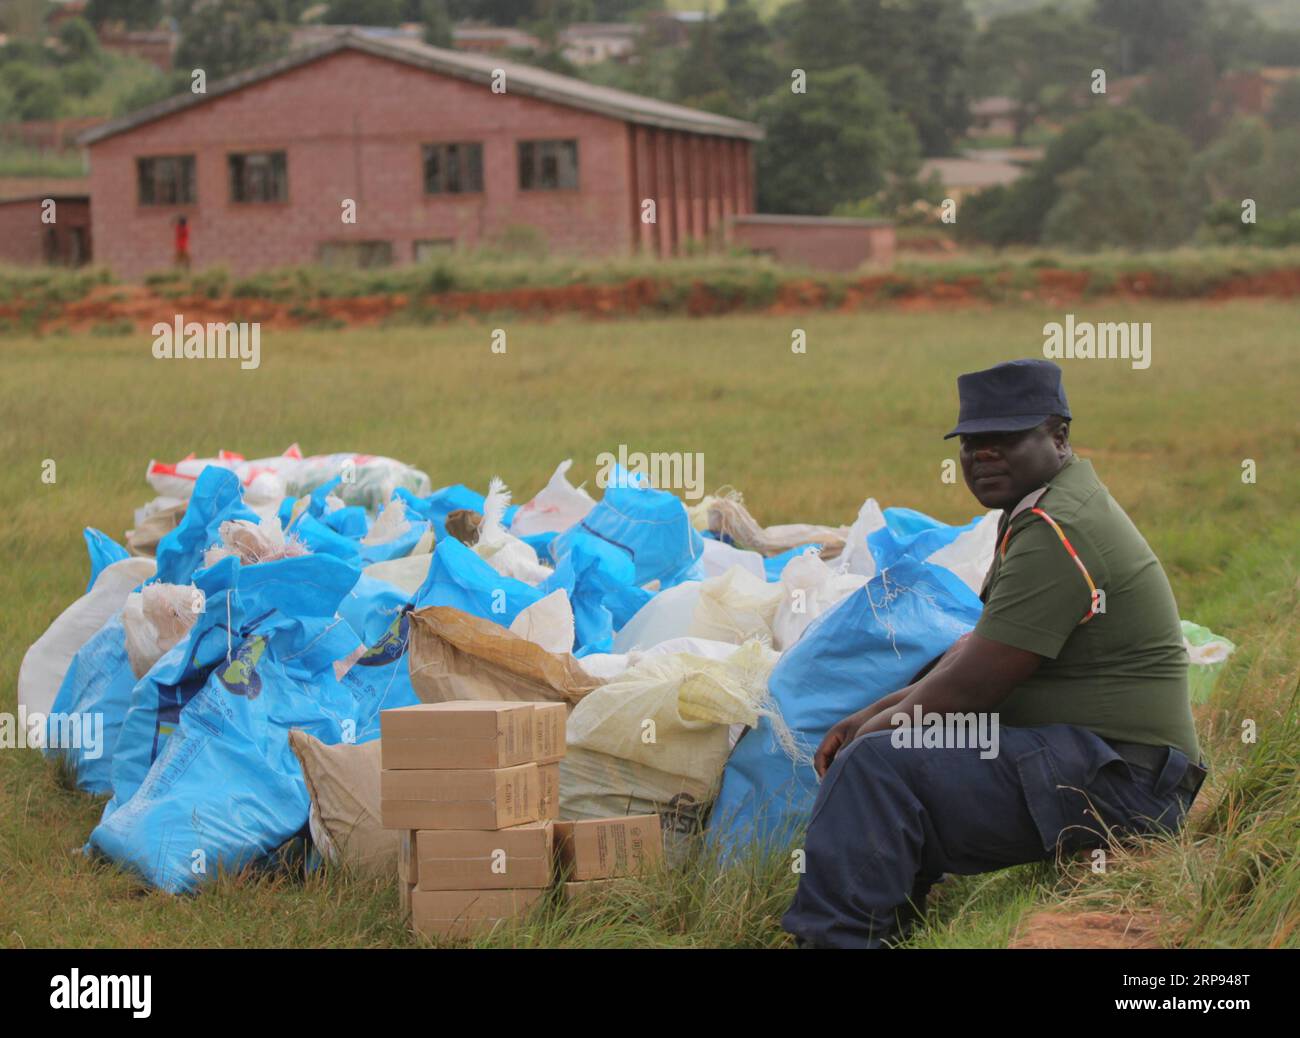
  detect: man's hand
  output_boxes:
[814,691,906,777]
[813,711,865,778]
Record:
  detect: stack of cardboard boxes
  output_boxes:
[383,701,564,939]
[380,700,662,940]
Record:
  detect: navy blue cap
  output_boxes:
[944,359,1070,439]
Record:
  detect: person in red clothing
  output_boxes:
[174,215,190,269]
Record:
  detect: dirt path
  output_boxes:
[5,266,1299,333]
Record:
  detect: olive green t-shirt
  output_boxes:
[975,455,1199,760]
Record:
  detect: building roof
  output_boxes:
[919,157,1025,190]
[970,96,1017,117]
[78,30,763,146]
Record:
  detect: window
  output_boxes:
[228,151,288,203]
[517,139,578,191]
[423,143,483,194]
[317,241,393,269]
[137,155,196,205]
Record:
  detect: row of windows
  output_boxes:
[137,140,580,206]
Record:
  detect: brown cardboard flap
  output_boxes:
[407,606,600,706]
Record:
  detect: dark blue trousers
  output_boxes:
[782,723,1199,949]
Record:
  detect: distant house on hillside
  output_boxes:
[968,96,1017,139]
[559,23,643,66]
[77,31,761,279]
[1222,67,1300,116]
[450,24,543,55]
[918,157,1025,202]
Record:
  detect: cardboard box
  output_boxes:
[532,702,567,764]
[414,821,553,890]
[380,763,538,830]
[553,815,663,881]
[560,878,629,908]
[380,702,534,770]
[538,763,560,822]
[409,888,544,940]
[398,829,419,885]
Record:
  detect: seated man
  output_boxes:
[782,359,1205,949]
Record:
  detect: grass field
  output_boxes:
[2,300,1297,947]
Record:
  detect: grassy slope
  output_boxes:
[1,301,1296,947]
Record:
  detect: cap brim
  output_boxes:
[943,413,1053,440]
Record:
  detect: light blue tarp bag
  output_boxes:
[155,466,260,586]
[550,482,704,590]
[395,485,518,545]
[88,553,366,893]
[868,507,984,571]
[337,573,420,743]
[290,479,430,566]
[709,558,984,856]
[99,557,245,817]
[45,612,133,795]
[413,536,546,629]
[83,528,130,592]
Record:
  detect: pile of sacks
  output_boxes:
[20,447,1002,894]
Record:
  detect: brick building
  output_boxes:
[80,32,761,280]
[0,193,92,267]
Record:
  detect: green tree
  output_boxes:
[780,0,975,155]
[714,0,778,107]
[1187,116,1271,210]
[325,0,403,24]
[56,17,103,63]
[419,0,453,47]
[0,62,63,120]
[755,65,920,215]
[174,1,291,80]
[1042,120,1196,249]
[774,0,857,73]
[1091,0,1208,74]
[973,6,1112,143]
[672,16,733,115]
[958,106,1148,246]
[113,67,192,116]
[1133,51,1229,148]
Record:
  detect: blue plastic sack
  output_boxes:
[396,485,518,545]
[84,528,130,592]
[868,508,983,573]
[337,570,421,738]
[537,538,632,656]
[413,536,544,629]
[155,467,260,585]
[550,483,704,590]
[45,612,134,794]
[710,558,983,856]
[89,621,364,893]
[102,554,359,817]
[88,554,368,893]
